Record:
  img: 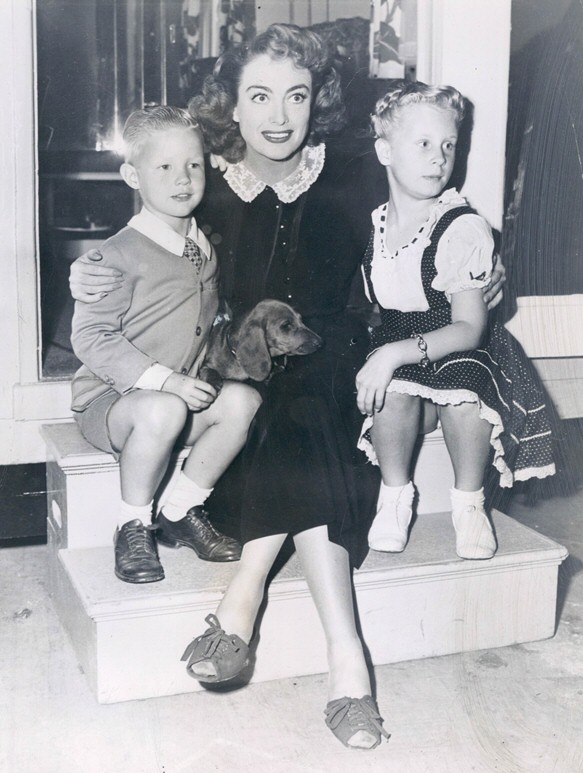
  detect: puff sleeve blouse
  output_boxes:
[366,189,494,312]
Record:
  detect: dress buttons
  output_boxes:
[283,276,290,284]
[181,368,188,374]
[195,326,202,336]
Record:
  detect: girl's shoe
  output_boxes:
[452,504,497,560]
[181,614,249,683]
[368,482,415,553]
[324,695,390,750]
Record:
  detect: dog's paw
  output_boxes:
[200,367,224,393]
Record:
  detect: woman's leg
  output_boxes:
[294,525,381,749]
[186,533,287,678]
[294,526,368,696]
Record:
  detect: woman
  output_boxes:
[70,24,505,749]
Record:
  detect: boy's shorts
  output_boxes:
[73,389,121,459]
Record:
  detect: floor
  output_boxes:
[1,488,582,773]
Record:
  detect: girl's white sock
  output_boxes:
[162,472,213,522]
[380,480,415,504]
[450,487,485,510]
[118,500,153,529]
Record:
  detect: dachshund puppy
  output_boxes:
[199,299,322,390]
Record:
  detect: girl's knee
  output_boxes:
[438,400,481,424]
[379,391,420,419]
[386,391,420,407]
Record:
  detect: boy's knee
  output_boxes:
[135,391,188,435]
[219,382,262,423]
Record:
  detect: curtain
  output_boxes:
[369,0,406,79]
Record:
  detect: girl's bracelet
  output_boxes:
[411,332,430,368]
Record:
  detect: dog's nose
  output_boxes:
[302,332,322,353]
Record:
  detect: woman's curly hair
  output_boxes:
[372,80,468,139]
[188,23,347,162]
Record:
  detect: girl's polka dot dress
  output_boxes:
[358,191,556,487]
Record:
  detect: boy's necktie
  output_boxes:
[183,236,203,272]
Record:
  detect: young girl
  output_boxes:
[356,81,556,560]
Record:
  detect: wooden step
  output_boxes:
[49,510,568,704]
[42,422,455,551]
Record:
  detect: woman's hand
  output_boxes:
[355,345,400,416]
[69,250,123,303]
[162,372,217,412]
[209,153,230,172]
[482,254,507,310]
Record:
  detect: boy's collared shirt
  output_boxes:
[128,207,213,262]
[130,208,214,391]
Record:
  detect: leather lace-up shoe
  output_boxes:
[155,507,242,562]
[114,519,165,583]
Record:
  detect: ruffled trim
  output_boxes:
[357,380,556,488]
[223,144,326,203]
[371,187,467,259]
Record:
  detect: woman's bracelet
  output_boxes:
[410,332,430,368]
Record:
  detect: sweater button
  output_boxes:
[196,326,202,336]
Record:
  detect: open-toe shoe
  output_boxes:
[181,613,249,683]
[324,695,390,749]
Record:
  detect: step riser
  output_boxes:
[46,428,454,550]
[50,521,562,704]
[43,423,566,707]
[47,452,187,550]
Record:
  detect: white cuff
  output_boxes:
[133,363,174,391]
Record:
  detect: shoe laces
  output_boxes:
[123,522,158,557]
[187,510,221,538]
[325,696,390,739]
[187,614,242,660]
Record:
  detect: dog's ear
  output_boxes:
[236,319,272,381]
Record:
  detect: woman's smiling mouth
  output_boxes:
[262,130,294,143]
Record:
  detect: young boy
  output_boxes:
[71,106,262,584]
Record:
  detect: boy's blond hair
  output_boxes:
[122,106,201,163]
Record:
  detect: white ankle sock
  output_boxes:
[118,500,153,529]
[380,480,415,504]
[162,472,213,522]
[450,487,485,510]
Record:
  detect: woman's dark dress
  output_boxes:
[196,142,386,567]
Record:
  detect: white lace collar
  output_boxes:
[223,143,326,203]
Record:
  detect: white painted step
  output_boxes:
[49,511,567,704]
[42,422,456,551]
